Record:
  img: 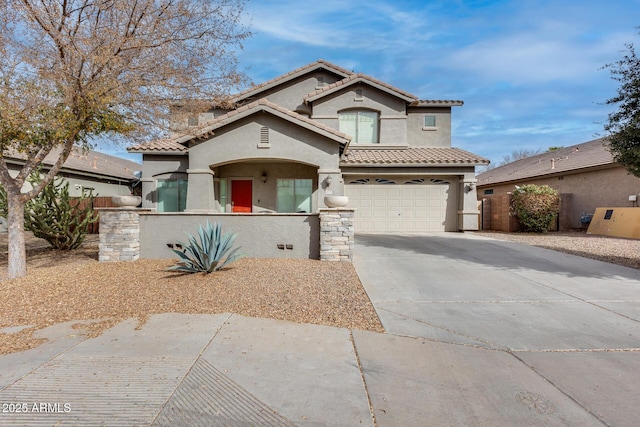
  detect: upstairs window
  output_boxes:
[339,110,379,144]
[424,115,436,127]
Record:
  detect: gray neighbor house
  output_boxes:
[5,146,140,197]
[127,60,489,260]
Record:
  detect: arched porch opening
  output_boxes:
[210,160,320,214]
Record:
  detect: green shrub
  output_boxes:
[24,174,98,250]
[167,221,244,274]
[511,184,560,233]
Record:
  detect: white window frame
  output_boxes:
[422,115,437,131]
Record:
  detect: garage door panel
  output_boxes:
[346,180,455,232]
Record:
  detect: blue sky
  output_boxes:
[105,0,640,166]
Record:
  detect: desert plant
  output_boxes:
[167,221,243,274]
[511,184,560,233]
[24,173,98,250]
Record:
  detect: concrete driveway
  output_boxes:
[354,232,640,426]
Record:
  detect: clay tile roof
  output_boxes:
[305,73,417,103]
[341,147,490,166]
[128,138,189,153]
[410,100,464,107]
[231,59,354,103]
[476,138,614,186]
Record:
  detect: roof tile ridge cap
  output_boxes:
[304,75,354,99]
[316,58,356,76]
[232,63,315,99]
[354,73,417,99]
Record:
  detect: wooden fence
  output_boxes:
[71,196,117,234]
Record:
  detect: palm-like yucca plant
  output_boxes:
[167,221,244,273]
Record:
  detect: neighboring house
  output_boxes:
[476,138,640,230]
[129,59,489,233]
[4,146,141,197]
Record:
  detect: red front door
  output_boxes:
[231,180,252,212]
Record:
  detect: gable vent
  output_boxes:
[258,126,271,149]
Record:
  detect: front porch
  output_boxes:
[185,160,344,214]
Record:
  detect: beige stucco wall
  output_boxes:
[139,212,320,259]
[311,84,408,146]
[406,107,453,148]
[189,114,340,170]
[478,166,640,229]
[186,113,342,212]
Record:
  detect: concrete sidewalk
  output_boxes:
[1,312,605,426]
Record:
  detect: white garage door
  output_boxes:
[345,178,455,232]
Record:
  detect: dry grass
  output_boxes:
[0,233,383,355]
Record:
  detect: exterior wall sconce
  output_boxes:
[324,176,332,187]
[465,182,475,192]
[261,172,267,183]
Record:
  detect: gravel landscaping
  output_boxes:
[473,231,640,270]
[0,233,382,354]
[1,230,638,355]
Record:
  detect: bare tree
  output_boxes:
[0,0,249,278]
[479,147,544,172]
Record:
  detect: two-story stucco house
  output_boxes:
[129,60,488,235]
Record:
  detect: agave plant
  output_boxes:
[167,221,244,273]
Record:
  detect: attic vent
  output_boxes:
[258,126,271,149]
[316,76,327,88]
[355,89,363,101]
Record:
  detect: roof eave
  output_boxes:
[340,162,489,167]
[232,61,353,103]
[410,101,464,107]
[128,149,189,155]
[306,78,416,104]
[476,162,618,187]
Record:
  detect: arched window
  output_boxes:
[339,110,379,144]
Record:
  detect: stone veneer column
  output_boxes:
[319,208,355,262]
[98,208,149,262]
